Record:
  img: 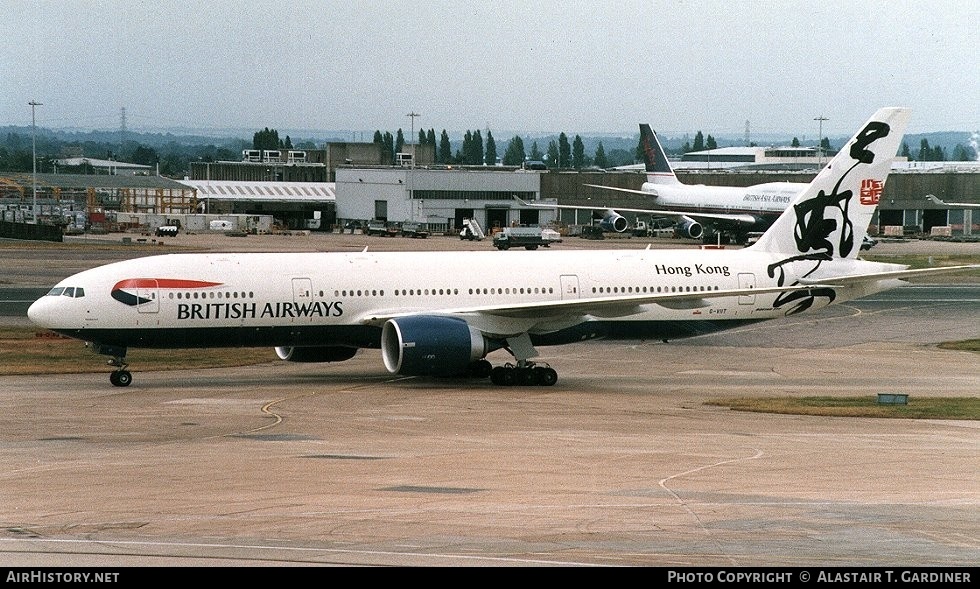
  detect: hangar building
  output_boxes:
[335,166,549,234]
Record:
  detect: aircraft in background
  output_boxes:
[925,194,980,208]
[28,107,978,388]
[524,123,811,244]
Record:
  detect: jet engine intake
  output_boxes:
[381,316,489,376]
[598,211,629,233]
[675,218,704,239]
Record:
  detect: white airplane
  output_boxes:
[28,107,978,388]
[522,123,810,243]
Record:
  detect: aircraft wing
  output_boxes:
[799,264,980,286]
[362,283,833,335]
[515,196,757,225]
[583,183,661,197]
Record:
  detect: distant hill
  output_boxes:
[0,126,350,150]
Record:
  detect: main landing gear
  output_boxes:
[473,333,559,387]
[489,361,558,386]
[468,358,558,386]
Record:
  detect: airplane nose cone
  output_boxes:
[27,296,55,329]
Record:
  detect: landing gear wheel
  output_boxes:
[513,367,535,385]
[490,366,514,386]
[109,370,132,387]
[533,366,558,386]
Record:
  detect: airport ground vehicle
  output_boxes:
[492,226,562,250]
[459,218,486,241]
[154,225,179,237]
[367,220,398,237]
[400,222,429,238]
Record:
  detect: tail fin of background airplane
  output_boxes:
[750,107,911,260]
[639,124,681,185]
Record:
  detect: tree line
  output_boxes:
[371,127,624,169]
[2,125,974,177]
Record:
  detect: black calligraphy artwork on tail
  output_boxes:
[768,121,892,315]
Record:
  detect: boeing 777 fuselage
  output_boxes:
[29,246,889,381]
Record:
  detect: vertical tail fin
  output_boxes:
[639,124,680,185]
[750,107,911,260]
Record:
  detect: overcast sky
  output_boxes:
[2,0,977,140]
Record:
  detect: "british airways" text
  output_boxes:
[176,300,344,320]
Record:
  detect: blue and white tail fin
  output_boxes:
[639,124,681,186]
[750,107,911,260]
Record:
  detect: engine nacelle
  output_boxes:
[275,346,358,363]
[675,218,704,240]
[381,316,488,376]
[598,210,629,233]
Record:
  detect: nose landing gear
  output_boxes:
[90,343,133,387]
[107,356,132,387]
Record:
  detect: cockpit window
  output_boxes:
[46,286,84,298]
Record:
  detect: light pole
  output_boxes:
[406,112,420,222]
[406,111,420,166]
[814,115,828,167]
[29,100,42,222]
